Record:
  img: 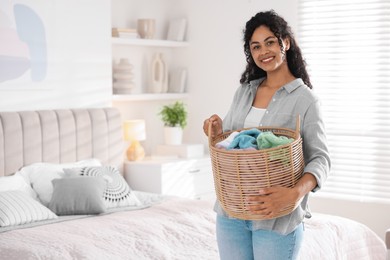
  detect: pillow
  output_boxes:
[64,166,142,209]
[0,190,57,227]
[0,172,38,200]
[17,158,102,206]
[48,176,107,215]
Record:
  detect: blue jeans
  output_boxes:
[216,215,304,260]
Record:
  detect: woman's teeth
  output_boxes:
[261,57,274,63]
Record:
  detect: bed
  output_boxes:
[0,108,386,260]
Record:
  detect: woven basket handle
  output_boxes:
[208,121,213,146]
[295,115,301,137]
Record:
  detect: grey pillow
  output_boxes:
[48,176,107,215]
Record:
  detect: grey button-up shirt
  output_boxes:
[215,77,331,235]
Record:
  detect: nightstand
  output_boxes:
[124,156,215,200]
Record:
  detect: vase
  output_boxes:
[137,19,156,39]
[164,126,183,145]
[113,58,135,94]
[151,53,168,93]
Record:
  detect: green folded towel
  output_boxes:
[256,131,293,150]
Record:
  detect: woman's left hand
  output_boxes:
[245,186,300,217]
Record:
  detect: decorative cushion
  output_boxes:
[17,158,102,206]
[64,166,142,209]
[0,172,38,200]
[48,176,107,215]
[0,190,57,227]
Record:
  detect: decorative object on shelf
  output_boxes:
[112,27,139,39]
[123,119,146,161]
[137,19,156,39]
[113,58,135,94]
[151,53,168,93]
[167,18,187,41]
[169,68,187,93]
[158,101,187,145]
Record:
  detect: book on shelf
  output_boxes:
[167,18,187,41]
[112,27,139,39]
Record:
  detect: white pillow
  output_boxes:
[0,172,38,200]
[64,166,142,209]
[0,190,57,227]
[17,158,102,206]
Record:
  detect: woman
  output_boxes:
[203,10,330,260]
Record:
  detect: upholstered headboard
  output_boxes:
[0,108,124,177]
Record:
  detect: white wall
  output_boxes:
[0,0,112,111]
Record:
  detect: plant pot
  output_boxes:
[164,126,183,145]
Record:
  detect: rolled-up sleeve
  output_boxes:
[302,99,331,192]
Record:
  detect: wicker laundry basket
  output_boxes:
[208,117,304,220]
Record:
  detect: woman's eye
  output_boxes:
[266,41,275,46]
[252,45,260,50]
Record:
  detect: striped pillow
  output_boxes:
[0,190,57,227]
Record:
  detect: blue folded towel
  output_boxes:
[228,128,262,150]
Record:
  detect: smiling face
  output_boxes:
[249,25,290,74]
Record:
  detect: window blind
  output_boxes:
[298,0,390,203]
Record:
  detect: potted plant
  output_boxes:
[158,101,187,145]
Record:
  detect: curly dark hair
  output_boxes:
[240,10,312,89]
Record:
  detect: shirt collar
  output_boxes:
[248,77,305,94]
[282,78,305,93]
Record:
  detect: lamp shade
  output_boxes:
[123,120,146,141]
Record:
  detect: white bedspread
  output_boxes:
[1,198,218,260]
[300,213,386,260]
[0,197,386,260]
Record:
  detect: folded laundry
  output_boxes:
[256,131,293,149]
[228,128,262,150]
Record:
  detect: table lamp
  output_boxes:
[123,119,146,161]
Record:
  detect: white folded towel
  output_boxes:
[215,131,239,149]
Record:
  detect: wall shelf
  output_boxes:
[112,93,189,101]
[112,37,189,48]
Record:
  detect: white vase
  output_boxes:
[151,53,168,93]
[113,58,135,94]
[164,126,183,145]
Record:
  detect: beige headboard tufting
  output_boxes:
[0,108,125,176]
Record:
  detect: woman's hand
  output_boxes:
[203,114,223,137]
[245,186,300,217]
[245,173,317,217]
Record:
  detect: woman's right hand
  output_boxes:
[203,114,223,137]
